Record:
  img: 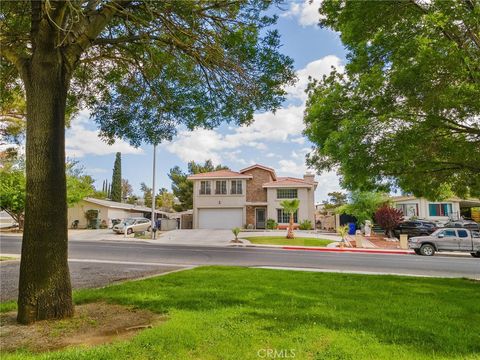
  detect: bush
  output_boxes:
[266,218,278,230]
[299,219,312,230]
[374,205,403,238]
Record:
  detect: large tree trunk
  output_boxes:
[17,44,73,324]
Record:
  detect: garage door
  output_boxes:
[198,208,243,229]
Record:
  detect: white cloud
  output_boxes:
[314,170,343,202]
[283,0,323,27]
[285,55,343,102]
[65,111,144,158]
[278,159,308,175]
[291,137,306,144]
[164,55,343,165]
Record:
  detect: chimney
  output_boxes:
[303,172,315,184]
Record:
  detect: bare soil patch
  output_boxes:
[0,302,165,353]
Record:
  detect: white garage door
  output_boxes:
[198,208,243,229]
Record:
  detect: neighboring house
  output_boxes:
[187,164,317,229]
[392,196,480,222]
[67,197,171,229]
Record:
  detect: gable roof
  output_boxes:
[263,177,316,188]
[187,169,253,180]
[83,197,171,214]
[239,164,277,180]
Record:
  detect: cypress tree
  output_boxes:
[111,152,122,202]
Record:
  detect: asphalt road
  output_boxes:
[1,236,479,281]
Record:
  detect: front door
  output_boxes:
[256,208,266,229]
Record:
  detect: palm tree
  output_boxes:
[280,199,300,239]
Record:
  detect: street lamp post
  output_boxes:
[151,143,156,239]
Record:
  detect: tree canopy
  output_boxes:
[0,158,95,228]
[1,0,295,146]
[322,191,347,212]
[304,0,480,200]
[338,191,389,225]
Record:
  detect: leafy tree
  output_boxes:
[0,160,94,231]
[304,0,480,200]
[125,195,139,205]
[338,191,389,226]
[140,182,153,208]
[91,190,108,200]
[65,161,95,206]
[0,0,294,323]
[322,191,348,212]
[121,178,133,201]
[280,199,300,239]
[0,169,26,230]
[110,153,122,202]
[374,206,404,239]
[156,188,174,211]
[169,160,229,211]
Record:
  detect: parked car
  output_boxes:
[394,220,437,238]
[444,219,479,232]
[112,217,151,234]
[408,228,480,257]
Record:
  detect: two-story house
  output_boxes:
[187,164,317,229]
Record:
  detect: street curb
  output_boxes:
[281,246,413,255]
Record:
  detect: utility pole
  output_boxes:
[151,143,157,239]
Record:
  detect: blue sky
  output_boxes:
[65,0,347,203]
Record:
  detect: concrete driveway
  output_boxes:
[154,229,234,246]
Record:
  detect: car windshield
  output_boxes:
[123,219,135,225]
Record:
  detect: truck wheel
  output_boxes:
[127,228,133,235]
[420,244,435,256]
[414,249,421,255]
[471,252,480,258]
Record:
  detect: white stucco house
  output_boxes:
[187,164,317,229]
[391,196,480,222]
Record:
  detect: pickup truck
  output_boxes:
[408,228,480,257]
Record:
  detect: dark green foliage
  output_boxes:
[266,218,278,230]
[322,191,348,211]
[110,153,121,202]
[169,160,229,211]
[304,0,480,199]
[338,191,389,225]
[298,219,312,230]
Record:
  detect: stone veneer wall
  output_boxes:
[243,168,273,202]
[246,206,255,227]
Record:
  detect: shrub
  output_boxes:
[266,218,278,230]
[299,219,312,230]
[232,227,241,242]
[374,205,403,238]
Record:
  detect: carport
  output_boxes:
[459,199,480,222]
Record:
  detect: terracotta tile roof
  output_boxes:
[187,169,252,179]
[263,177,315,188]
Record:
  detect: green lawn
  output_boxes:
[0,256,16,261]
[243,236,334,247]
[2,267,480,359]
